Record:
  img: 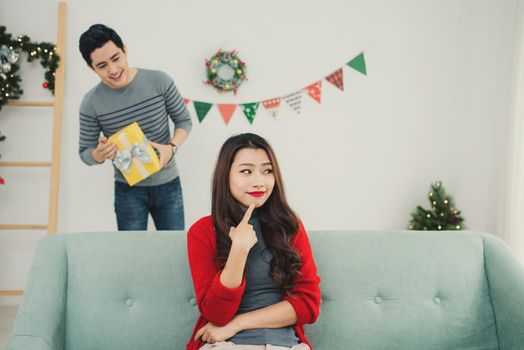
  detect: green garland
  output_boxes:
[204,50,246,94]
[0,25,60,111]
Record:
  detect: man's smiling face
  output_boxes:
[90,41,131,89]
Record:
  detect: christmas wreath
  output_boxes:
[0,25,60,111]
[204,50,246,94]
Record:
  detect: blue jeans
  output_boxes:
[114,176,185,231]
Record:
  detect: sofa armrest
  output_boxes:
[6,236,68,350]
[482,234,524,350]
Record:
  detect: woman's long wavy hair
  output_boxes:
[212,133,302,295]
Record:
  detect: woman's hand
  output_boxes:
[228,203,257,252]
[194,322,239,344]
[219,203,257,288]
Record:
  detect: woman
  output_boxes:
[187,133,321,350]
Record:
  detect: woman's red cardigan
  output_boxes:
[186,216,321,350]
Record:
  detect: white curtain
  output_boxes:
[502,0,524,263]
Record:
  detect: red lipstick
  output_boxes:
[247,191,265,197]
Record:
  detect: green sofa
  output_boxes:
[7,230,524,350]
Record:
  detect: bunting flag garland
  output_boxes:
[193,101,213,123]
[305,81,322,104]
[347,52,367,75]
[262,98,281,119]
[217,104,237,125]
[241,102,260,124]
[186,52,366,124]
[325,68,344,91]
[284,91,303,114]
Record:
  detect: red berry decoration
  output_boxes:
[43,82,49,89]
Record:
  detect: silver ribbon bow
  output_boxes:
[113,141,152,173]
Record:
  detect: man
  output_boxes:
[78,24,192,230]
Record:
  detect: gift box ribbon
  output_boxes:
[113,137,152,177]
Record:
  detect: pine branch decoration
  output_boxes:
[409,181,465,231]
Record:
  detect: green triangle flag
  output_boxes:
[241,102,260,124]
[347,52,367,75]
[193,101,213,123]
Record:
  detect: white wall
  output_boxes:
[502,0,524,263]
[0,0,518,297]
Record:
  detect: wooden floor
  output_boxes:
[0,306,18,349]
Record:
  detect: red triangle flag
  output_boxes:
[325,68,344,91]
[217,104,237,125]
[305,81,322,104]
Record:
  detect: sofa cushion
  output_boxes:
[305,230,498,350]
[65,232,198,350]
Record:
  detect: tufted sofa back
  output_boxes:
[64,233,198,349]
[9,230,524,350]
[306,230,498,350]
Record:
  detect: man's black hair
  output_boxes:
[79,24,125,67]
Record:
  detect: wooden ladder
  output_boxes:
[0,2,67,297]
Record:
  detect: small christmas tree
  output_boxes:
[409,181,465,230]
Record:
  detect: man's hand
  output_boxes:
[194,322,239,344]
[92,136,118,164]
[149,141,174,168]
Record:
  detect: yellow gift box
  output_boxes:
[108,122,161,186]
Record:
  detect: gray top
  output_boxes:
[229,212,299,347]
[79,68,192,186]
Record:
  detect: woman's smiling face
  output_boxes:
[229,148,275,209]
